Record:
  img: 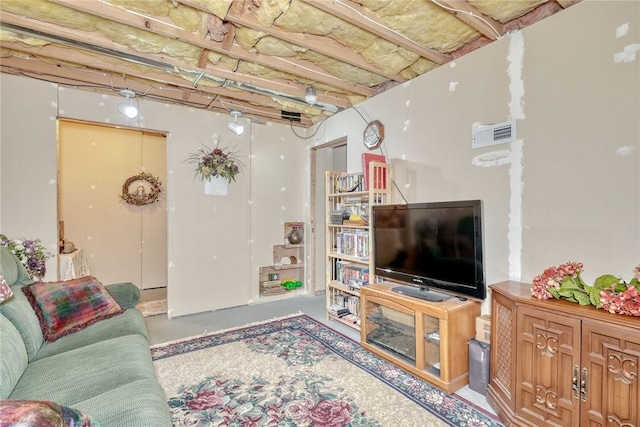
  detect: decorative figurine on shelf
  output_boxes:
[280,279,303,291]
[285,223,303,245]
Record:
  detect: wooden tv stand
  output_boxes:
[360,283,480,393]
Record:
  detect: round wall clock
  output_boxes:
[363,120,384,149]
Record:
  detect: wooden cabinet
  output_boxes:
[360,283,480,393]
[325,163,391,330]
[487,281,640,426]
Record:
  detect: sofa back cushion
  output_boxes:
[0,314,28,399]
[0,247,33,288]
[0,285,44,360]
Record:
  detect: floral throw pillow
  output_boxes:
[0,275,13,304]
[22,276,124,342]
[0,399,96,427]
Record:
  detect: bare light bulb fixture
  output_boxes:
[305,86,317,105]
[228,110,244,135]
[117,89,138,119]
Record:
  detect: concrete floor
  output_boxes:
[144,293,495,415]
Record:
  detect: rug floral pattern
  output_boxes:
[168,371,380,427]
[152,315,503,427]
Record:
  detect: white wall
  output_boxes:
[312,1,640,312]
[0,78,307,317]
[2,1,638,317]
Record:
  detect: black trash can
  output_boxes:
[468,338,490,395]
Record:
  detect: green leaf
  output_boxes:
[573,291,591,305]
[589,292,601,307]
[559,276,582,289]
[558,288,576,298]
[593,274,622,289]
[548,288,560,299]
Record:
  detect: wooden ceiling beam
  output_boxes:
[0,11,352,110]
[300,0,451,65]
[0,41,315,125]
[431,0,505,41]
[555,0,582,8]
[223,9,406,82]
[1,55,313,127]
[48,0,374,98]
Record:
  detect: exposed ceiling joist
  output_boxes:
[432,0,505,40]
[48,0,366,101]
[0,0,582,127]
[300,0,451,64]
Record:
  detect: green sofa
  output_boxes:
[0,247,172,426]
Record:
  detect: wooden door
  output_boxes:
[581,321,640,427]
[516,306,581,426]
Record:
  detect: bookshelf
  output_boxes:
[325,162,391,330]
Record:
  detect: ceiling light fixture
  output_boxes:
[228,110,244,136]
[117,88,138,119]
[305,86,317,105]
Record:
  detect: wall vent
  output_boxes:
[472,120,516,149]
[282,110,301,122]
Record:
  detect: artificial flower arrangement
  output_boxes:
[186,144,244,183]
[531,261,640,316]
[0,234,52,280]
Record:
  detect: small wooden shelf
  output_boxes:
[328,313,361,330]
[327,281,360,296]
[259,238,304,297]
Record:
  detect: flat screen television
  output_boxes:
[372,200,485,301]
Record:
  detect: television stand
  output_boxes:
[391,285,452,302]
[361,282,480,393]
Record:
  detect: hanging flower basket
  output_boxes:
[204,176,229,196]
[186,143,244,186]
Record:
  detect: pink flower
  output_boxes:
[600,285,640,316]
[186,387,227,410]
[308,400,353,427]
[284,398,314,422]
[532,262,584,299]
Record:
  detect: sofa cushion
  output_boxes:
[10,334,157,406]
[0,315,29,399]
[72,379,172,427]
[0,275,13,303]
[0,246,33,288]
[32,308,148,361]
[105,282,140,309]
[0,284,45,361]
[0,399,96,427]
[23,276,124,342]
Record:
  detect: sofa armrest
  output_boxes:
[106,282,140,308]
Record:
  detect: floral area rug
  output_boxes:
[135,299,167,317]
[151,314,503,427]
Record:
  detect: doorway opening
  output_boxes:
[309,137,347,295]
[57,119,167,295]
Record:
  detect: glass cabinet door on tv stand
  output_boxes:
[360,283,480,393]
[325,162,391,330]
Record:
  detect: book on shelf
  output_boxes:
[361,153,387,190]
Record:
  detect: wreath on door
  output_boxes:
[121,172,162,206]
